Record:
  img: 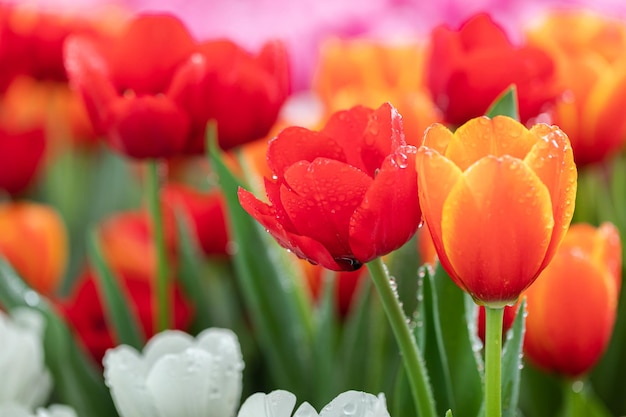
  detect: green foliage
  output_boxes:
[486,85,520,121]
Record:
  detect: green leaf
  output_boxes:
[428,262,484,417]
[558,381,614,417]
[0,257,117,417]
[501,300,526,417]
[208,123,315,398]
[486,85,520,121]
[519,363,563,417]
[86,230,144,349]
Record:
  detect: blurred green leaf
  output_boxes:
[501,300,525,417]
[87,230,144,349]
[208,125,315,399]
[558,381,613,417]
[429,262,484,417]
[519,363,563,417]
[0,257,117,417]
[387,235,421,317]
[486,85,520,121]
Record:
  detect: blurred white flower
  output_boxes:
[0,308,52,410]
[104,328,244,417]
[0,404,77,417]
[237,390,391,417]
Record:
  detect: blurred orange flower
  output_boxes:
[527,11,626,166]
[524,222,622,377]
[416,116,577,306]
[0,201,68,295]
[313,38,441,146]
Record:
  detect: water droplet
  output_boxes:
[24,290,40,307]
[209,386,221,399]
[343,401,357,415]
[392,152,409,168]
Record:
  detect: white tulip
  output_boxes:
[0,404,77,417]
[0,308,52,410]
[104,328,244,417]
[237,390,391,417]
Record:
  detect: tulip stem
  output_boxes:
[367,257,437,417]
[485,306,504,417]
[147,159,170,332]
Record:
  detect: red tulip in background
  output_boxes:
[238,102,421,271]
[0,122,45,196]
[425,13,560,126]
[523,222,621,377]
[303,260,365,317]
[60,210,192,363]
[161,182,230,257]
[64,13,290,159]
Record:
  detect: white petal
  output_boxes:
[237,391,297,417]
[36,405,78,417]
[0,403,32,417]
[143,330,195,369]
[146,348,237,417]
[103,345,158,417]
[294,402,319,417]
[319,391,390,417]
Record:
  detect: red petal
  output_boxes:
[350,145,420,262]
[266,126,346,179]
[280,159,372,259]
[105,94,190,159]
[237,187,342,270]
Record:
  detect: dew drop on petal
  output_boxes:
[343,401,357,416]
[391,152,409,168]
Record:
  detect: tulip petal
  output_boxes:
[525,124,577,270]
[103,346,157,417]
[421,123,454,153]
[237,391,297,417]
[415,146,464,287]
[146,348,232,417]
[446,116,538,171]
[280,159,372,262]
[350,145,420,262]
[321,105,372,170]
[238,187,344,270]
[319,391,390,417]
[105,94,190,159]
[266,127,346,179]
[441,155,554,304]
[142,330,194,369]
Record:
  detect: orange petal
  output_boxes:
[525,124,577,269]
[446,116,537,171]
[415,146,463,285]
[441,155,554,305]
[422,122,453,153]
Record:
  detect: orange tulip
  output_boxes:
[0,201,68,295]
[313,38,441,146]
[416,116,577,306]
[527,11,626,166]
[524,222,621,377]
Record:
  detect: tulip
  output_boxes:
[416,115,577,306]
[238,102,421,271]
[0,308,52,409]
[526,11,626,166]
[0,202,68,295]
[425,13,560,126]
[0,124,45,196]
[524,222,621,377]
[313,38,442,146]
[237,390,390,417]
[64,13,289,159]
[161,182,230,257]
[104,328,244,417]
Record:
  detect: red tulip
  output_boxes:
[524,222,621,377]
[161,182,230,257]
[238,102,421,271]
[64,13,289,159]
[425,13,560,125]
[0,123,45,196]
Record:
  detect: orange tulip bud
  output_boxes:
[416,116,577,306]
[524,222,621,377]
[0,201,68,295]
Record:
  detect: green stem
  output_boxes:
[485,306,504,417]
[147,160,170,332]
[367,257,437,417]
